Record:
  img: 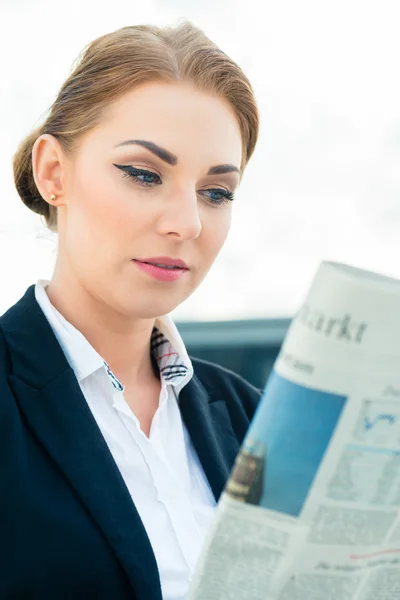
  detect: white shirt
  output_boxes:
[34,279,216,600]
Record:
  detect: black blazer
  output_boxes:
[0,285,261,600]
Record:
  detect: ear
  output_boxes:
[32,134,67,207]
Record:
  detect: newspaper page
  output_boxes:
[188,261,400,600]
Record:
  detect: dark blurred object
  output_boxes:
[176,318,291,390]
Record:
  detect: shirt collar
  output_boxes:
[34,279,193,393]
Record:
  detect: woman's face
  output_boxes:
[58,81,242,318]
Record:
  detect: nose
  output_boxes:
[157,188,202,241]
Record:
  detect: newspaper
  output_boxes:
[188,261,400,600]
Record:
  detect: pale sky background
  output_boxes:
[1,0,399,320]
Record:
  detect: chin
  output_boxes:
[108,275,197,319]
[117,295,185,320]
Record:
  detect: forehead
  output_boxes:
[86,81,243,169]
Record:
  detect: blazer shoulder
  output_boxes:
[0,324,10,375]
[190,356,263,420]
[0,324,14,432]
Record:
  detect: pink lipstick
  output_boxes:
[133,256,189,282]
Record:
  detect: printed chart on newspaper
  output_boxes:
[188,262,400,600]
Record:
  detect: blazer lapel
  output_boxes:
[179,376,240,501]
[1,286,162,600]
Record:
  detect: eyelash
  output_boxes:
[113,163,235,206]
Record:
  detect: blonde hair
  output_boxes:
[13,22,260,232]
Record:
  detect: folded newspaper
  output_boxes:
[188,261,400,600]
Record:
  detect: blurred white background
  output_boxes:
[1,0,399,320]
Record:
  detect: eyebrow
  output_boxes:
[114,139,240,175]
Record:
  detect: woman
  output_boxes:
[0,22,261,600]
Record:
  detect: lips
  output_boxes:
[134,256,189,270]
[133,257,189,282]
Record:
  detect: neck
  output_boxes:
[46,266,157,387]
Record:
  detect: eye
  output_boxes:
[113,164,162,187]
[200,188,235,206]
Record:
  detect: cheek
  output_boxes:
[201,208,232,262]
[67,170,134,252]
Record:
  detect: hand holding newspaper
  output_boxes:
[188,261,400,600]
